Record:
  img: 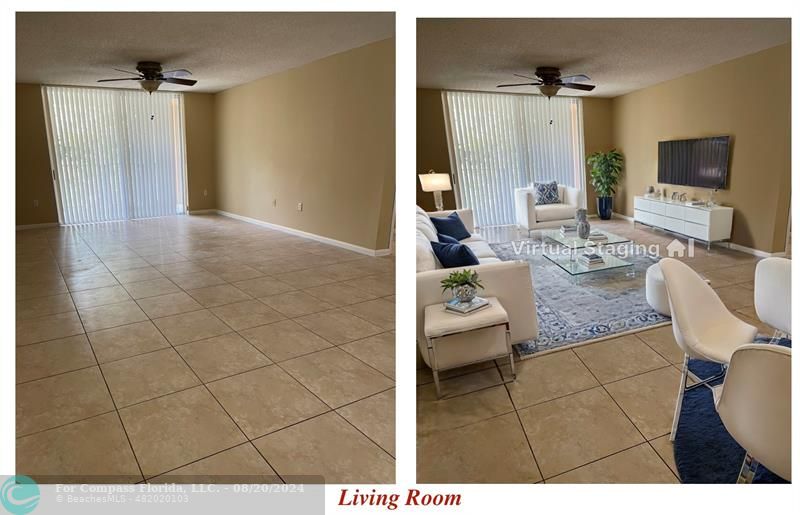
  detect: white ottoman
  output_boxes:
[646,263,671,316]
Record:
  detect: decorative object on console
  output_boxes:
[418,169,452,211]
[429,212,471,241]
[534,181,560,205]
[440,268,484,303]
[575,208,591,238]
[587,149,623,220]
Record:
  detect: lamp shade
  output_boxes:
[418,172,452,192]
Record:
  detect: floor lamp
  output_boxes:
[418,170,452,212]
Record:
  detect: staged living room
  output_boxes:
[415,18,791,484]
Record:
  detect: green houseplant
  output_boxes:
[587,149,624,220]
[441,269,484,303]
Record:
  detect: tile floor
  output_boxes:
[417,219,777,483]
[16,214,395,484]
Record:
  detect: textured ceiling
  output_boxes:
[17,12,394,93]
[417,18,790,97]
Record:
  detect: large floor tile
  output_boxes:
[17,367,115,436]
[233,277,296,297]
[518,387,644,478]
[101,348,201,407]
[342,298,395,330]
[273,270,338,289]
[170,271,226,290]
[417,413,541,484]
[65,272,119,292]
[546,443,678,483]
[281,348,394,408]
[122,277,181,300]
[502,350,599,409]
[187,284,252,308]
[151,443,280,484]
[16,412,142,483]
[136,291,204,318]
[239,319,332,362]
[294,309,384,345]
[260,290,334,317]
[207,366,328,438]
[153,309,232,345]
[254,412,394,484]
[17,311,85,346]
[16,293,75,320]
[342,273,394,297]
[176,333,272,382]
[339,332,395,379]
[337,389,395,456]
[113,266,165,284]
[210,300,284,330]
[78,301,148,332]
[649,435,679,477]
[417,382,514,436]
[87,320,170,363]
[604,366,682,440]
[119,386,246,478]
[573,334,670,384]
[713,284,755,311]
[71,285,132,309]
[635,325,684,364]
[16,335,96,383]
[303,283,377,307]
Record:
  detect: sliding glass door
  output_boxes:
[42,86,187,225]
[443,90,586,227]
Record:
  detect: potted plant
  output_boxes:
[587,149,624,220]
[440,269,484,303]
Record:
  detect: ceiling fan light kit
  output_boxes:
[497,66,596,98]
[97,61,198,94]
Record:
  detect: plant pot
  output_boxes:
[452,285,477,303]
[596,197,614,220]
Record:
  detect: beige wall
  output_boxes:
[582,97,614,215]
[613,44,791,253]
[183,92,217,211]
[16,83,58,225]
[215,38,395,251]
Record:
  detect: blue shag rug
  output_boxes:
[675,337,791,483]
[490,239,669,358]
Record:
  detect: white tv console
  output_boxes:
[633,196,733,249]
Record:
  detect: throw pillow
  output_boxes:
[437,233,460,244]
[430,241,480,268]
[534,181,560,205]
[429,212,471,241]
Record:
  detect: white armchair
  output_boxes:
[514,184,581,233]
[754,257,791,338]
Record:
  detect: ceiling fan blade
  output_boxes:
[161,69,192,78]
[560,74,591,83]
[164,77,197,86]
[113,68,141,77]
[497,82,540,88]
[560,82,596,91]
[513,73,538,81]
[97,78,142,82]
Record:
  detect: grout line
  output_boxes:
[497,360,544,482]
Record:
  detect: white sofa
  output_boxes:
[416,206,539,368]
[514,184,581,233]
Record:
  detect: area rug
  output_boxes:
[490,239,669,358]
[676,338,790,483]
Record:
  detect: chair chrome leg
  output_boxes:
[736,453,759,484]
[432,368,442,399]
[670,354,689,442]
[506,327,516,381]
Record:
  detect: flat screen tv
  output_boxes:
[657,136,730,189]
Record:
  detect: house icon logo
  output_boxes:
[666,239,686,257]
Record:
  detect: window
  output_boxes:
[42,86,187,225]
[443,90,586,227]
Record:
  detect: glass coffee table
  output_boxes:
[540,229,633,276]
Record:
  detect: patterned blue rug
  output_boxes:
[490,239,669,358]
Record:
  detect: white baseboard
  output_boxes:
[16,222,59,230]
[215,210,391,257]
[723,242,786,258]
[611,212,635,222]
[187,209,217,215]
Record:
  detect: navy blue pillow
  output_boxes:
[437,233,459,244]
[430,241,479,268]
[430,212,471,241]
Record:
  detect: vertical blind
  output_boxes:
[43,86,187,225]
[443,90,587,227]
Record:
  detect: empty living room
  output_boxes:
[15,12,395,484]
[416,18,790,484]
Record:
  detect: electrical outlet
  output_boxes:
[33,200,39,208]
[273,199,277,207]
[297,202,303,212]
[203,189,208,197]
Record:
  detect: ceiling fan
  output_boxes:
[97,61,197,94]
[497,67,595,98]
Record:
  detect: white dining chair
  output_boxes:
[658,258,758,441]
[714,344,791,483]
[754,257,791,340]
